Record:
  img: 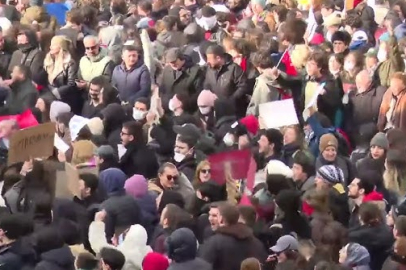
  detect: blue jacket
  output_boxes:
[112,60,151,104]
[307,114,336,158]
[44,3,69,25]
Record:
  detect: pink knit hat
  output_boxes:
[197,90,218,107]
[142,252,169,270]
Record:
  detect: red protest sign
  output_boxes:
[0,109,38,129]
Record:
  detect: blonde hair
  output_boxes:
[193,160,210,188]
[383,164,406,195]
[240,258,261,270]
[44,36,72,84]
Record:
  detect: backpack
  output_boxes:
[333,129,352,157]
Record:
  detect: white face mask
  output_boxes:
[168,99,176,112]
[132,108,147,121]
[377,50,387,63]
[174,152,186,162]
[344,61,355,72]
[199,106,211,115]
[197,16,218,31]
[223,133,234,147]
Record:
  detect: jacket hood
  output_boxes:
[99,168,127,194]
[345,243,371,267]
[167,228,197,262]
[215,223,254,240]
[120,224,152,254]
[40,245,75,268]
[101,103,127,133]
[258,71,279,86]
[125,174,148,199]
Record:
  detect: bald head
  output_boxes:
[356,70,372,93]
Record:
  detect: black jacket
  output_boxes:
[348,223,394,270]
[160,55,204,114]
[34,246,75,270]
[276,72,344,126]
[119,141,159,179]
[0,79,38,115]
[0,51,12,79]
[8,48,45,81]
[0,238,36,270]
[100,191,142,242]
[203,54,248,117]
[48,60,81,114]
[198,223,267,270]
[174,155,197,182]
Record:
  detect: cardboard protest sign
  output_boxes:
[55,163,98,199]
[208,149,251,185]
[8,123,55,165]
[259,99,299,129]
[55,163,80,198]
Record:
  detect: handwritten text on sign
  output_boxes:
[8,122,55,165]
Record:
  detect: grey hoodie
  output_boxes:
[246,71,283,116]
[345,243,371,270]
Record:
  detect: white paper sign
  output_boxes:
[54,134,70,153]
[259,99,299,129]
[305,82,326,110]
[117,144,127,159]
[69,115,90,141]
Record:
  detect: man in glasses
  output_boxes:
[148,162,194,200]
[77,35,115,90]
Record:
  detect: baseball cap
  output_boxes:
[173,124,201,141]
[270,235,299,253]
[165,48,182,63]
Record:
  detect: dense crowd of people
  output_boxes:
[0,0,406,269]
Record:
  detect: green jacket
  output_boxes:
[377,35,404,87]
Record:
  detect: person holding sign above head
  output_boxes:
[269,51,344,127]
[0,65,38,115]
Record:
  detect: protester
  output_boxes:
[0,2,404,270]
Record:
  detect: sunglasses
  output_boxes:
[166,175,178,181]
[201,169,211,174]
[85,45,97,50]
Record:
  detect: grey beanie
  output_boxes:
[370,132,389,150]
[30,0,43,6]
[95,145,116,158]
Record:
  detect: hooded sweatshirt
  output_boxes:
[89,223,152,270]
[167,228,212,270]
[344,243,371,270]
[246,71,286,116]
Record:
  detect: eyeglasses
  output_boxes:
[120,131,130,136]
[166,175,179,181]
[201,169,211,174]
[85,45,97,51]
